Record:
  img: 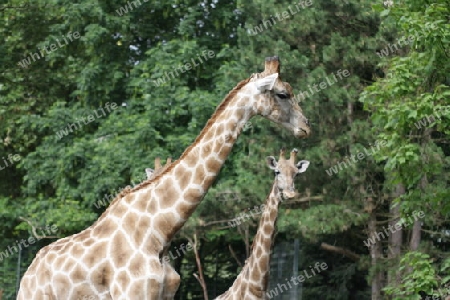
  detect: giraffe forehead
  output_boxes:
[276,160,297,174]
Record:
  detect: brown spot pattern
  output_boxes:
[111,231,132,268]
[205,157,221,173]
[193,165,206,185]
[183,188,202,203]
[116,270,130,289]
[154,213,177,239]
[156,180,178,209]
[175,168,192,191]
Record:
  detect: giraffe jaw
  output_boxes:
[282,190,297,199]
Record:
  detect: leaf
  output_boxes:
[380,9,390,17]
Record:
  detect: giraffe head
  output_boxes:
[266,148,309,199]
[244,56,311,138]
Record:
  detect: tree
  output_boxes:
[360,0,450,298]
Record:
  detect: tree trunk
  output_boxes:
[369,212,383,300]
[409,175,426,251]
[409,219,421,251]
[388,184,404,293]
[410,128,431,251]
[409,174,426,250]
[389,199,402,259]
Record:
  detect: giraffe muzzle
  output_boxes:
[294,127,310,138]
[282,190,297,199]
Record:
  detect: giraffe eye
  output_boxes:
[276,93,290,99]
[275,170,281,175]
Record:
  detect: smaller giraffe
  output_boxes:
[215,148,310,300]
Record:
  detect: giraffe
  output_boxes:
[17,56,311,300]
[215,148,310,300]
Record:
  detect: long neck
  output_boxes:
[162,102,253,218]
[217,183,281,299]
[114,82,257,249]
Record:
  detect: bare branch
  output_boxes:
[19,217,58,239]
[228,245,243,267]
[320,242,360,261]
[188,234,209,300]
[202,219,239,227]
[285,195,323,204]
[0,4,29,11]
[244,226,250,258]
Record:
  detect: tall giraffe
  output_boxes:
[215,149,310,300]
[17,56,311,300]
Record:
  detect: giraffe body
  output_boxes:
[215,149,310,300]
[17,57,310,300]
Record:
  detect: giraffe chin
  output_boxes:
[282,191,296,199]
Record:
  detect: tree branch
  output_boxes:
[202,218,240,227]
[188,234,209,300]
[285,195,323,204]
[228,245,243,268]
[18,217,58,239]
[320,242,360,261]
[0,4,29,11]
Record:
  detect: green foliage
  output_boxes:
[360,0,450,298]
[278,204,369,241]
[383,252,437,299]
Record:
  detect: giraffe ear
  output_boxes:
[297,160,310,173]
[145,168,154,179]
[255,73,279,92]
[266,156,278,169]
